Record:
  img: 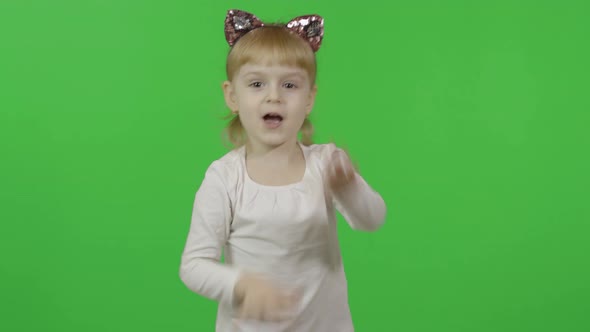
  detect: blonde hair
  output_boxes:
[223,25,317,149]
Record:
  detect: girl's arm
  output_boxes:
[179,162,241,307]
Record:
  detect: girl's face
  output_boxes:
[223,63,317,151]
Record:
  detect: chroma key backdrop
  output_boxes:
[1,1,589,331]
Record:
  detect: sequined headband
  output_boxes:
[224,9,324,52]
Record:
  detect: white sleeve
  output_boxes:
[322,144,387,231]
[179,161,241,307]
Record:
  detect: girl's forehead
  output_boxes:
[237,63,309,78]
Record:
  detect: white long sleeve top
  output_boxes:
[179,142,387,331]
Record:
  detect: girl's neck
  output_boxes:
[245,139,302,165]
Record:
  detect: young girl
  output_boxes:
[180,9,387,331]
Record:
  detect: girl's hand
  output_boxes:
[326,148,357,193]
[233,273,300,322]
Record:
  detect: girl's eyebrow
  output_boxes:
[284,72,306,80]
[242,70,306,79]
[242,71,264,77]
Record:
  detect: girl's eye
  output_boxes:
[284,82,297,89]
[249,82,263,88]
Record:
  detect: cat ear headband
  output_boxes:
[224,9,324,52]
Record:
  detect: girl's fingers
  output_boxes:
[333,151,344,172]
[272,296,297,321]
[344,157,355,181]
[332,153,340,177]
[237,305,247,319]
[237,291,297,322]
[263,298,281,322]
[329,150,354,186]
[239,298,254,319]
[338,152,352,180]
[279,291,298,310]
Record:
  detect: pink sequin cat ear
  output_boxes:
[224,9,325,52]
[224,9,264,47]
[285,14,324,52]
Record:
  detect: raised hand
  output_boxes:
[325,147,357,193]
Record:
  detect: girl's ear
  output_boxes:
[222,81,238,112]
[306,84,318,116]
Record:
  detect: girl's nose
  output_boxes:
[266,86,282,103]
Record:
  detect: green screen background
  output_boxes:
[1,1,589,331]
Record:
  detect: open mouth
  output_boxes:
[263,113,283,128]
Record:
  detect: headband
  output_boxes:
[224,9,324,52]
